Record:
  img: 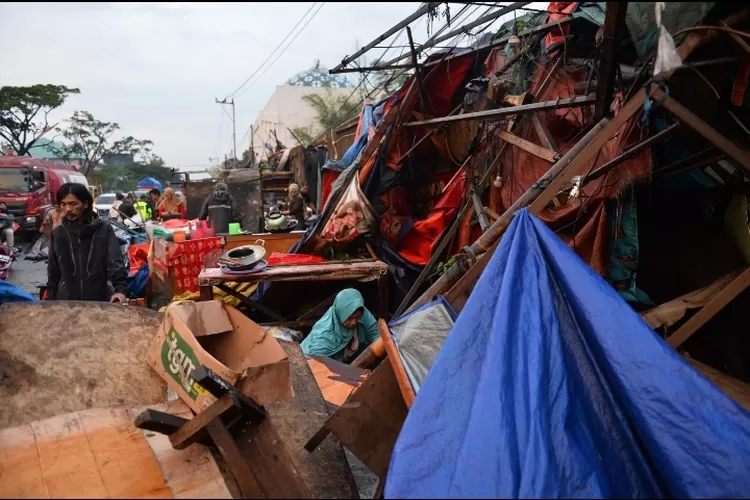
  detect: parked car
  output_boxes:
[93,192,117,219]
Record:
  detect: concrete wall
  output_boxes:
[250,85,352,161]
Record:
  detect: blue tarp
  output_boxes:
[0,280,38,304]
[386,209,750,499]
[136,177,163,191]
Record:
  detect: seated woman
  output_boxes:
[301,288,381,363]
[157,187,186,220]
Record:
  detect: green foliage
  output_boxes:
[301,89,361,135]
[0,84,80,156]
[291,126,316,146]
[92,155,174,192]
[51,110,153,176]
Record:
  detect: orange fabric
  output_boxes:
[398,169,467,266]
[544,2,579,54]
[127,242,151,275]
[731,62,750,107]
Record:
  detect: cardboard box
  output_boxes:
[146,300,293,413]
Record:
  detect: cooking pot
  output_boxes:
[225,240,266,268]
[266,212,287,230]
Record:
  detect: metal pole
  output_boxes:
[231,98,237,169]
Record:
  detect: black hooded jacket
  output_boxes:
[199,190,241,221]
[47,211,128,301]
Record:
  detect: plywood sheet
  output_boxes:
[0,405,231,499]
[307,355,368,408]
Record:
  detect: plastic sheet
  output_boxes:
[386,209,750,499]
[389,296,456,394]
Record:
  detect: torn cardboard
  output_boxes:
[146,300,293,413]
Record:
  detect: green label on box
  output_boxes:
[161,327,204,400]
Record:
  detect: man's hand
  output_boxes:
[110,293,127,304]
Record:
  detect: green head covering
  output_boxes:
[300,288,380,359]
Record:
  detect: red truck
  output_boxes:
[0,153,90,232]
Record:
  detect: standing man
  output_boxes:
[40,203,64,248]
[134,194,153,221]
[47,183,127,303]
[148,188,161,220]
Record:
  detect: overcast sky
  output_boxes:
[0,2,538,171]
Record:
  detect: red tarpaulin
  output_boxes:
[398,168,467,266]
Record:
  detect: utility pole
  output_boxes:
[215,97,237,168]
[249,124,254,167]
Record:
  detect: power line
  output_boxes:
[225,2,319,99]
[235,2,325,100]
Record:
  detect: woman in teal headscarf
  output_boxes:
[301,288,380,363]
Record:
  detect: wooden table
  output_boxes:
[198,259,390,322]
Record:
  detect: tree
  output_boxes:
[92,154,175,192]
[292,89,362,145]
[0,84,80,156]
[52,110,153,176]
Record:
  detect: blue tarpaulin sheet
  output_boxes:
[386,209,750,498]
[0,280,38,303]
[136,177,163,191]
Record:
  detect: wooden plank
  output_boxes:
[0,424,48,499]
[199,260,389,286]
[530,114,557,151]
[641,269,742,330]
[136,405,233,500]
[204,419,265,499]
[233,418,311,498]
[322,357,409,478]
[268,341,359,499]
[168,394,236,450]
[666,266,750,349]
[404,95,597,127]
[651,87,750,173]
[78,408,172,499]
[498,130,557,163]
[595,3,628,119]
[307,356,369,408]
[378,319,416,408]
[687,358,750,412]
[31,412,110,498]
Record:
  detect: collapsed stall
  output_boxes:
[297,2,750,497]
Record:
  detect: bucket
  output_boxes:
[228,222,242,235]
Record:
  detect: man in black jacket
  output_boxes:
[199,182,241,223]
[47,183,128,303]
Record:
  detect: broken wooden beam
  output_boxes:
[377,319,416,408]
[651,86,750,173]
[498,130,558,162]
[405,95,597,127]
[666,266,750,349]
[595,2,628,120]
[641,269,743,331]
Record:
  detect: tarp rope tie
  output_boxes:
[641,78,670,125]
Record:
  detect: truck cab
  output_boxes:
[0,155,89,232]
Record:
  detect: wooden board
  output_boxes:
[199,260,389,286]
[223,232,303,254]
[0,405,231,499]
[265,341,360,499]
[0,302,167,430]
[688,358,750,412]
[307,355,369,408]
[322,357,409,479]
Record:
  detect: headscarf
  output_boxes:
[288,183,300,195]
[159,187,183,213]
[300,288,380,359]
[212,182,231,204]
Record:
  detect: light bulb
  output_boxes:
[494,175,503,188]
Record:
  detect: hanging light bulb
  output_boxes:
[494,174,503,188]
